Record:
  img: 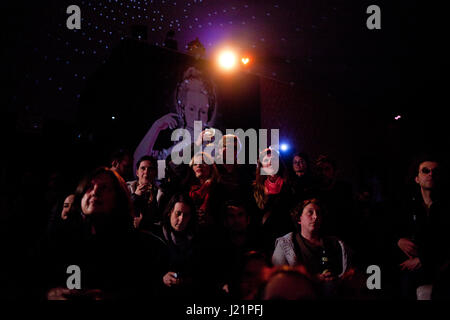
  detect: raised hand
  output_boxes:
[155,113,179,131]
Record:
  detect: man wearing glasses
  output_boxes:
[395,156,449,299]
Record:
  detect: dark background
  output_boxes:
[0,0,449,299]
[1,0,448,184]
[77,40,261,159]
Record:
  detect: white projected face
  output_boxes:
[261,152,278,176]
[183,79,209,130]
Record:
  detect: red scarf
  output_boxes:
[264,176,284,195]
[189,180,212,212]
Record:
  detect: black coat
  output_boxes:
[141,223,229,299]
[394,192,450,280]
[41,212,153,299]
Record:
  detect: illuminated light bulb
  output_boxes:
[280,143,289,152]
[218,50,237,70]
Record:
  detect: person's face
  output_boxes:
[116,155,132,179]
[293,156,307,175]
[183,81,209,129]
[299,203,322,234]
[225,206,249,233]
[81,173,117,216]
[415,161,440,190]
[61,194,75,220]
[317,162,335,181]
[137,160,156,185]
[261,153,277,176]
[192,157,212,180]
[170,202,192,232]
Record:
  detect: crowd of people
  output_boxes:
[23,133,450,300]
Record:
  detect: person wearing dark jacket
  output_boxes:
[44,167,152,300]
[214,200,263,298]
[394,157,450,299]
[141,193,203,298]
[287,152,317,201]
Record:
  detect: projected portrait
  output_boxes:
[134,66,218,166]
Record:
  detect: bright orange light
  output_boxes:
[218,50,237,70]
[241,57,250,65]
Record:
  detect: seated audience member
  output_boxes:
[141,193,200,298]
[47,193,76,241]
[109,148,133,181]
[288,152,317,201]
[158,156,191,211]
[127,155,162,229]
[60,194,76,221]
[394,156,450,299]
[272,198,356,298]
[45,167,150,300]
[216,200,263,297]
[187,152,220,228]
[253,148,294,255]
[214,134,254,204]
[221,200,262,252]
[314,154,354,242]
[231,251,268,300]
[262,266,318,300]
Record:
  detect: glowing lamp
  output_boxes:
[218,50,237,70]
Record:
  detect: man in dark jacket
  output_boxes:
[395,156,450,299]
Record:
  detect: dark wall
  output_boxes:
[78,40,261,162]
